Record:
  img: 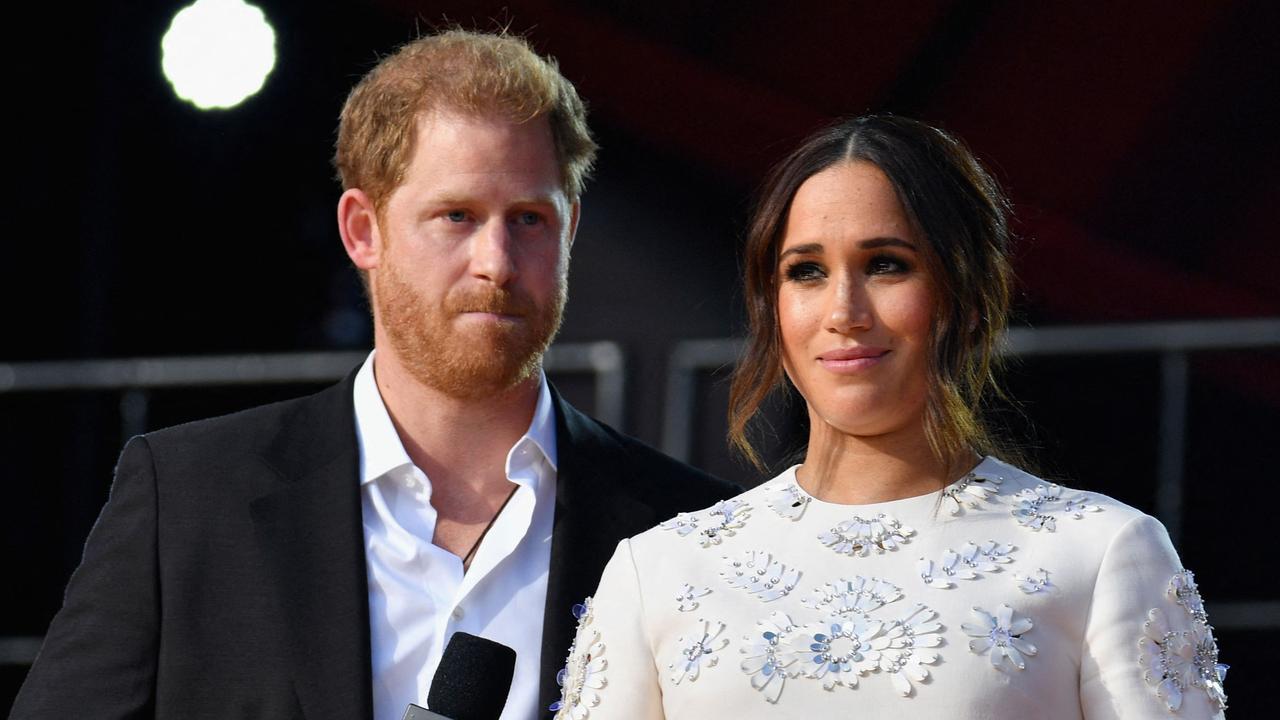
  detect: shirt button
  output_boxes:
[451,607,464,621]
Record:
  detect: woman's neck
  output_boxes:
[796,419,978,505]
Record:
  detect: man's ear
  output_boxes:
[337,188,381,270]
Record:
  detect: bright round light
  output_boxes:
[161,0,277,110]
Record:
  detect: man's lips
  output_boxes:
[817,346,889,372]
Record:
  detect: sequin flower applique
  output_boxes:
[917,540,1015,589]
[675,583,712,612]
[1010,483,1101,531]
[940,473,1003,515]
[765,482,810,521]
[818,513,915,556]
[740,612,801,703]
[552,599,606,719]
[720,549,802,602]
[1013,568,1054,594]
[1139,607,1228,712]
[670,619,729,684]
[791,617,890,690]
[802,576,903,617]
[661,499,751,547]
[962,604,1037,671]
[794,577,944,698]
[879,603,944,697]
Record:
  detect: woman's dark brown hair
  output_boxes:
[728,114,1016,469]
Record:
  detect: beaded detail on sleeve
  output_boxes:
[552,599,607,719]
[1137,569,1228,712]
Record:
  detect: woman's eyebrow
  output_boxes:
[859,237,918,251]
[779,237,917,262]
[778,243,823,261]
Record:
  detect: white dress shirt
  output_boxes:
[354,352,557,720]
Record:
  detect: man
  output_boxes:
[14,30,736,719]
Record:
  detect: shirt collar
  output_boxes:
[352,351,558,487]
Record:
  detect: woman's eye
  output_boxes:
[868,255,909,274]
[784,261,824,282]
[445,210,468,223]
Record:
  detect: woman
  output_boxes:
[551,116,1227,718]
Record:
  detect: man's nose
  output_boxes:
[469,220,517,285]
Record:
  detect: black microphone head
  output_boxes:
[427,631,517,720]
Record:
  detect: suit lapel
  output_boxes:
[250,375,374,720]
[537,390,658,716]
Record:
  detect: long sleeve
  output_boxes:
[552,538,664,720]
[12,436,160,719]
[1080,513,1227,719]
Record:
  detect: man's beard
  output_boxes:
[374,259,565,399]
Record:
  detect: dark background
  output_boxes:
[3,0,1277,713]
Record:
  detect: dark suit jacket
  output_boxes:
[13,372,738,719]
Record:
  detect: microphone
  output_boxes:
[403,631,517,720]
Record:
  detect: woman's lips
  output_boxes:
[817,347,889,373]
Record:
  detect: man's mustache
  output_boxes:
[446,287,536,317]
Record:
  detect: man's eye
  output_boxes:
[783,261,824,282]
[515,212,542,226]
[445,210,468,222]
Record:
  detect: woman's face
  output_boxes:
[777,161,936,442]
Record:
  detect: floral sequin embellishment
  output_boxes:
[917,540,1015,589]
[1010,483,1101,531]
[720,550,802,602]
[794,617,889,689]
[1013,568,1054,594]
[675,583,712,612]
[962,604,1037,671]
[670,619,729,684]
[740,612,801,703]
[879,603,944,696]
[661,499,751,547]
[1168,568,1208,624]
[765,482,810,521]
[818,513,915,556]
[551,599,606,719]
[802,576,902,616]
[1139,607,1228,711]
[940,473,1003,515]
[787,577,943,698]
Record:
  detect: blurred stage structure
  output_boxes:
[3,318,1278,673]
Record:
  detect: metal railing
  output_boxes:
[0,341,627,438]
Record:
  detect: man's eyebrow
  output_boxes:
[427,195,559,206]
[778,237,918,261]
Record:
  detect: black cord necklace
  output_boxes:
[460,484,520,572]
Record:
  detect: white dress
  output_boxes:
[551,457,1227,719]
